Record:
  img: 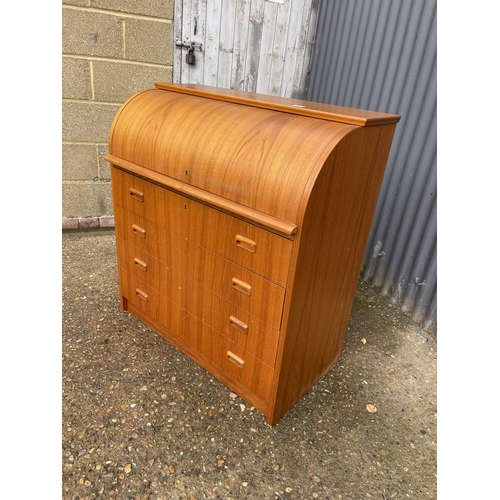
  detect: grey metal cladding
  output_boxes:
[306,0,437,333]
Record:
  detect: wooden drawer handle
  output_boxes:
[227,351,244,368]
[129,188,144,202]
[135,288,148,302]
[229,316,248,334]
[134,257,147,272]
[231,278,252,295]
[132,224,146,238]
[235,235,256,253]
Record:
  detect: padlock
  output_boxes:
[186,48,196,65]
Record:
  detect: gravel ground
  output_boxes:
[62,229,437,500]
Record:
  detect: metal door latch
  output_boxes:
[175,39,203,52]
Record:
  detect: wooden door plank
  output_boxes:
[217,0,237,88]
[291,0,318,98]
[255,0,278,95]
[231,0,251,90]
[267,0,291,96]
[204,0,223,86]
[190,0,206,84]
[280,0,308,97]
[244,0,265,92]
[173,0,183,83]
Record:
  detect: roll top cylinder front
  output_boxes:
[108,88,355,224]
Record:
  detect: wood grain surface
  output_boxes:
[155,82,402,126]
[114,204,285,330]
[108,88,355,222]
[108,84,400,425]
[111,167,292,286]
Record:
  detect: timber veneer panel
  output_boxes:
[112,168,292,286]
[114,205,286,329]
[106,83,400,425]
[116,241,280,367]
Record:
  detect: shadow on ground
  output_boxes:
[62,230,437,500]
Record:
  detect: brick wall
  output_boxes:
[62,0,174,227]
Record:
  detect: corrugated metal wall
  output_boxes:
[307,0,437,333]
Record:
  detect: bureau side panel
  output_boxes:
[268,124,397,425]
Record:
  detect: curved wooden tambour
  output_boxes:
[108,86,361,226]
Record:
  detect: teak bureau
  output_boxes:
[105,83,400,425]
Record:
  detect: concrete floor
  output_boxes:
[62,229,437,499]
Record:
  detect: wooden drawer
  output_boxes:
[157,300,274,404]
[117,240,280,367]
[112,167,292,287]
[121,269,274,403]
[194,325,274,405]
[119,268,162,322]
[114,205,285,329]
[112,167,159,220]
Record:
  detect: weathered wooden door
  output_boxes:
[173,0,319,98]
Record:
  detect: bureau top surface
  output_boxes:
[108,84,399,226]
[154,83,401,127]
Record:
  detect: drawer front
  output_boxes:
[112,167,292,287]
[115,205,285,329]
[117,241,279,368]
[121,269,274,403]
[116,237,163,292]
[114,205,164,259]
[195,325,274,405]
[119,268,161,322]
[156,288,274,404]
[112,167,159,222]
